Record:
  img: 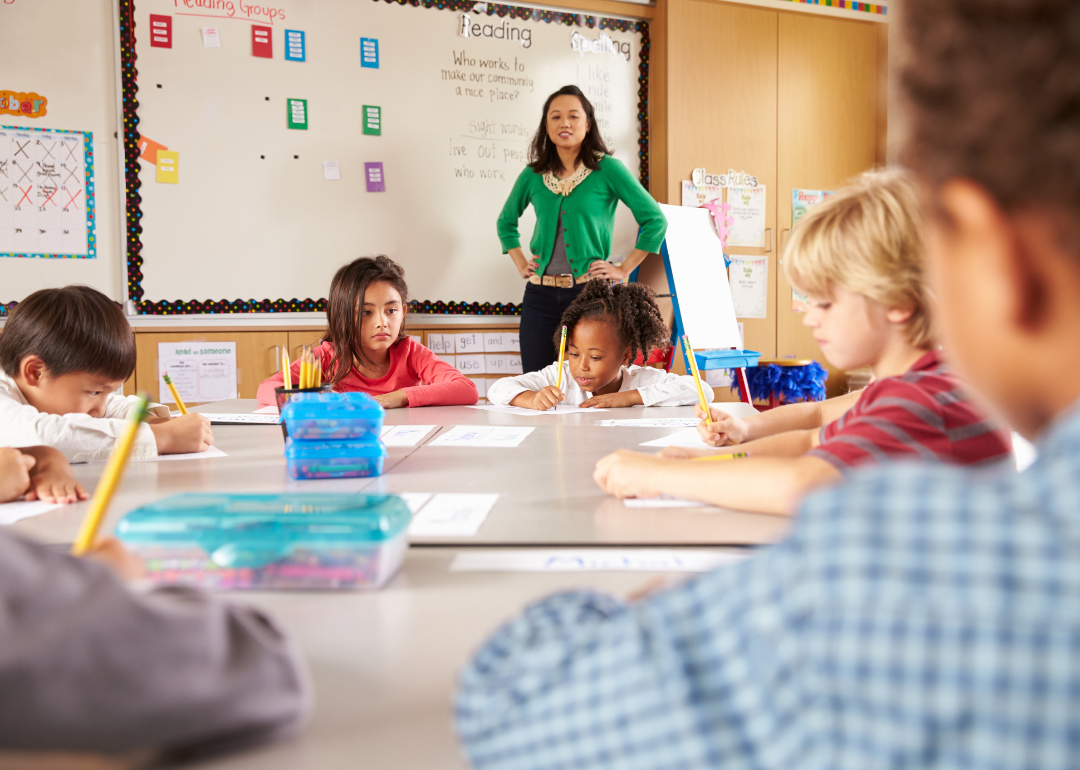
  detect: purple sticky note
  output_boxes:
[365,162,385,192]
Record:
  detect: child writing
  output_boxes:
[0,286,215,464]
[257,255,478,408]
[593,169,1012,514]
[488,279,710,409]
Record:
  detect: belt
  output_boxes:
[528,273,590,288]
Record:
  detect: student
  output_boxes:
[488,279,709,410]
[0,448,310,755]
[0,286,214,464]
[592,170,1011,514]
[0,445,86,504]
[257,256,477,408]
[455,0,1080,766]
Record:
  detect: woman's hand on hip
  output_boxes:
[519,258,539,279]
[587,260,627,282]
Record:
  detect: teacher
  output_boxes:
[497,85,668,373]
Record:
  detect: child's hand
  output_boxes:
[21,446,87,504]
[374,390,410,409]
[580,390,644,409]
[150,413,215,455]
[512,387,565,411]
[696,404,748,447]
[593,449,664,499]
[82,537,145,582]
[0,447,34,503]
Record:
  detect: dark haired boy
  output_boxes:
[0,286,214,462]
[455,1,1080,766]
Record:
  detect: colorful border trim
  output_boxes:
[778,0,886,14]
[117,0,649,316]
[1,125,97,260]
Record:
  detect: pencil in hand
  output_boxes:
[681,335,712,427]
[161,371,187,415]
[555,325,568,396]
[72,394,150,556]
[689,452,749,462]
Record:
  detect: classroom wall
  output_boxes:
[0,0,124,304]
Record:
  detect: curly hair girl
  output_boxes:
[555,279,671,366]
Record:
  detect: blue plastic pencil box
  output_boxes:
[115,492,411,590]
[284,437,387,479]
[282,391,385,440]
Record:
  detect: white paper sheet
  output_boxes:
[396,492,434,514]
[623,495,712,508]
[428,425,533,448]
[408,493,499,537]
[598,418,700,427]
[158,341,237,404]
[0,500,62,526]
[207,413,280,425]
[144,446,228,462]
[201,26,221,47]
[639,428,712,449]
[322,160,341,180]
[728,255,768,319]
[726,186,767,248]
[254,405,279,414]
[379,425,436,447]
[466,405,609,416]
[449,548,748,573]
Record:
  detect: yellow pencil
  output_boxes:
[555,325,567,392]
[682,335,712,427]
[690,451,749,462]
[161,371,187,415]
[300,346,310,389]
[314,357,322,388]
[72,395,150,556]
[282,347,292,390]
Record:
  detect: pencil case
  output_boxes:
[115,492,410,590]
[282,391,385,440]
[284,437,387,479]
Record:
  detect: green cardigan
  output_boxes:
[496,155,668,277]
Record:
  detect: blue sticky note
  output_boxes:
[284,29,305,62]
[360,37,379,68]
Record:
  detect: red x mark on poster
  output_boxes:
[252,25,272,58]
[42,186,59,207]
[15,186,31,207]
[64,187,81,210]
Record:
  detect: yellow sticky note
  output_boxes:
[156,150,179,183]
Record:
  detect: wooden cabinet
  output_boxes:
[288,330,324,360]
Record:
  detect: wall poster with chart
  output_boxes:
[0,126,96,259]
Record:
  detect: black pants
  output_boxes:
[520,281,587,373]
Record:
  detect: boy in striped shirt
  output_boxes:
[593,169,1011,515]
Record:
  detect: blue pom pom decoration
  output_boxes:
[732,361,827,403]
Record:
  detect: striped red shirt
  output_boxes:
[809,350,1012,472]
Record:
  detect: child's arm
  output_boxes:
[399,342,479,407]
[593,448,841,515]
[0,446,34,503]
[592,366,712,409]
[698,389,863,446]
[0,398,159,464]
[18,446,87,504]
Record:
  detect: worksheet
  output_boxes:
[0,500,62,526]
[407,493,499,537]
[598,418,700,427]
[623,496,710,508]
[207,413,280,424]
[466,405,609,416]
[449,549,748,572]
[428,425,533,448]
[379,425,436,447]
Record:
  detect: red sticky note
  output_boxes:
[149,14,172,48]
[252,25,272,58]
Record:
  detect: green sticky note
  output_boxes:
[363,105,381,136]
[287,98,308,130]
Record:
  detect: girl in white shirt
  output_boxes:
[489,280,712,410]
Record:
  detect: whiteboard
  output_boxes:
[659,204,741,350]
[127,1,646,311]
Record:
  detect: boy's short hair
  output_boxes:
[0,286,136,381]
[900,0,1080,253]
[783,169,932,349]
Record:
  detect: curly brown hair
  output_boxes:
[555,280,670,365]
[899,0,1080,251]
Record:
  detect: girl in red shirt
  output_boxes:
[257,256,477,408]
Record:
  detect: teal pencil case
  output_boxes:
[115,492,410,590]
[284,437,387,479]
[282,391,385,440]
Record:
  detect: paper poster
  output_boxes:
[285,30,306,61]
[1,127,95,259]
[201,27,221,48]
[323,160,340,180]
[251,25,272,58]
[681,180,722,208]
[156,150,178,183]
[360,37,379,68]
[363,105,381,136]
[287,98,308,129]
[791,189,834,311]
[0,91,47,119]
[726,186,766,248]
[729,255,767,319]
[158,342,238,403]
[365,162,385,192]
[149,15,172,48]
[137,135,167,164]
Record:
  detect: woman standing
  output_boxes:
[497,85,668,373]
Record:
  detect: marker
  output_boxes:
[690,451,749,462]
[161,372,187,415]
[71,395,150,555]
[681,335,712,428]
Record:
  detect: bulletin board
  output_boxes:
[119,0,649,316]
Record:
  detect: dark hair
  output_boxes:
[528,85,612,176]
[556,280,669,365]
[324,255,409,384]
[0,286,135,381]
[899,0,1080,252]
